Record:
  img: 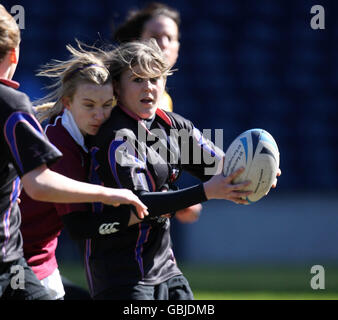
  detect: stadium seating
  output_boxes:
[7,0,336,191]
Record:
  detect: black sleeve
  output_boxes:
[166,112,225,181]
[62,205,132,240]
[1,89,62,176]
[182,126,225,181]
[135,183,207,218]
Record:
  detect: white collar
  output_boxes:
[61,109,88,153]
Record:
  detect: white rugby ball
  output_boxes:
[223,128,280,203]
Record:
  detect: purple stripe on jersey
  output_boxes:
[86,146,104,296]
[192,127,217,158]
[85,147,99,295]
[108,138,156,277]
[145,170,156,193]
[134,167,154,277]
[133,149,150,191]
[4,112,45,174]
[108,140,126,188]
[2,177,20,258]
[134,223,152,278]
[131,143,155,192]
[108,139,149,191]
[84,239,94,295]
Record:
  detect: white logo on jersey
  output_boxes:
[99,222,120,235]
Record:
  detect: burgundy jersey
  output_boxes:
[0,79,62,263]
[20,114,90,280]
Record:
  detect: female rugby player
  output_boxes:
[113,2,202,223]
[84,40,254,300]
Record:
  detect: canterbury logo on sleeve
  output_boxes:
[98,222,120,235]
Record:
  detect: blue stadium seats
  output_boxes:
[11,0,337,190]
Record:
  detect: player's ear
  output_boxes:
[62,96,71,110]
[10,48,17,64]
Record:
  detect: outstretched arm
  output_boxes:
[60,168,254,239]
[133,167,252,219]
[21,164,148,219]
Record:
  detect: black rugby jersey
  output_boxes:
[86,104,224,297]
[0,79,62,263]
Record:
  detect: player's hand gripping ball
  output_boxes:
[223,129,280,203]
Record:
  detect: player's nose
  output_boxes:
[143,79,153,91]
[94,108,105,121]
[156,36,169,50]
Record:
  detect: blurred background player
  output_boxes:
[0,5,147,300]
[113,2,202,224]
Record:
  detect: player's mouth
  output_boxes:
[90,124,101,130]
[140,97,154,105]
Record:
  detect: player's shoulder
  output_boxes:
[44,115,62,136]
[103,106,136,134]
[0,83,32,114]
[90,106,136,148]
[157,109,194,131]
[45,116,77,150]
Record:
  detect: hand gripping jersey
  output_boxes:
[0,79,62,263]
[86,104,224,297]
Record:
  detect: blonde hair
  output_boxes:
[106,39,173,83]
[0,4,21,62]
[35,41,112,122]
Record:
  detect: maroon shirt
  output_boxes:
[20,114,90,280]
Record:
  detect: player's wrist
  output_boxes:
[202,181,212,200]
[98,186,113,204]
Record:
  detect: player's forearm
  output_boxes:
[137,184,207,217]
[21,165,111,204]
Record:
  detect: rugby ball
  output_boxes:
[223,129,280,203]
